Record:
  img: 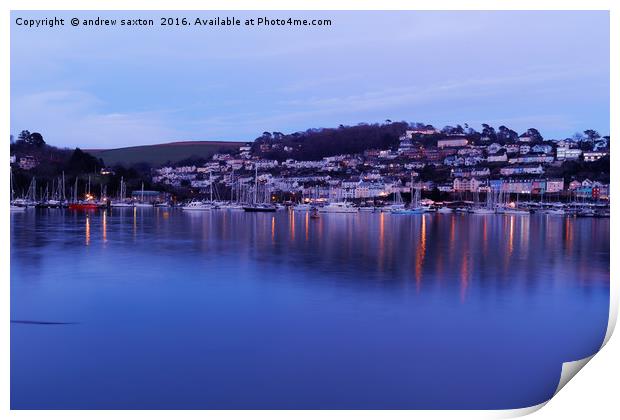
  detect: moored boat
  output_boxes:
[318,202,358,214]
[182,201,215,211]
[243,204,277,212]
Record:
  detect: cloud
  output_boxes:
[11,90,185,148]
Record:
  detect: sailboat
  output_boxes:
[382,190,406,212]
[471,190,495,215]
[135,183,153,207]
[392,176,425,214]
[504,193,530,215]
[437,204,453,214]
[111,177,134,207]
[10,169,26,211]
[243,166,276,212]
[68,177,98,210]
[15,177,39,207]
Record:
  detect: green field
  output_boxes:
[87,141,246,167]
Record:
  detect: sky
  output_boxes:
[10,11,610,149]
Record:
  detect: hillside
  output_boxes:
[86,141,245,167]
[253,122,409,161]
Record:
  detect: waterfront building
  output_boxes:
[545,179,565,193]
[453,177,483,193]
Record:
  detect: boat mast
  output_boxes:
[254,166,258,205]
[10,168,14,202]
[209,171,213,203]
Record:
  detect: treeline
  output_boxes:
[12,132,137,198]
[252,121,409,161]
[251,121,609,161]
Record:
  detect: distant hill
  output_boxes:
[86,141,245,167]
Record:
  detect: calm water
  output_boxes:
[10,208,609,409]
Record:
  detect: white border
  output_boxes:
[1,1,617,419]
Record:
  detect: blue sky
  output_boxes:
[11,11,609,148]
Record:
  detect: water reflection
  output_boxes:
[85,215,90,246]
[10,209,610,410]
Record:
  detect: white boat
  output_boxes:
[10,169,27,210]
[546,208,566,216]
[358,206,376,212]
[111,201,135,208]
[472,191,495,215]
[382,204,406,212]
[134,202,153,208]
[182,201,215,211]
[392,182,426,214]
[293,203,312,211]
[437,207,453,214]
[45,199,62,208]
[577,208,595,217]
[318,202,358,214]
[111,177,134,207]
[217,202,243,210]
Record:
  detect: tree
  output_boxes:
[525,128,543,143]
[481,124,497,141]
[26,132,46,147]
[65,148,103,174]
[584,129,601,142]
[497,125,518,143]
[17,130,31,143]
[572,132,585,143]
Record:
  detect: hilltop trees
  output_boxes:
[15,130,46,147]
[17,130,31,143]
[65,148,104,175]
[497,126,519,143]
[481,124,497,142]
[253,121,409,161]
[522,128,543,143]
[584,129,601,142]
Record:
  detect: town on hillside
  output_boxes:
[9,122,610,215]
